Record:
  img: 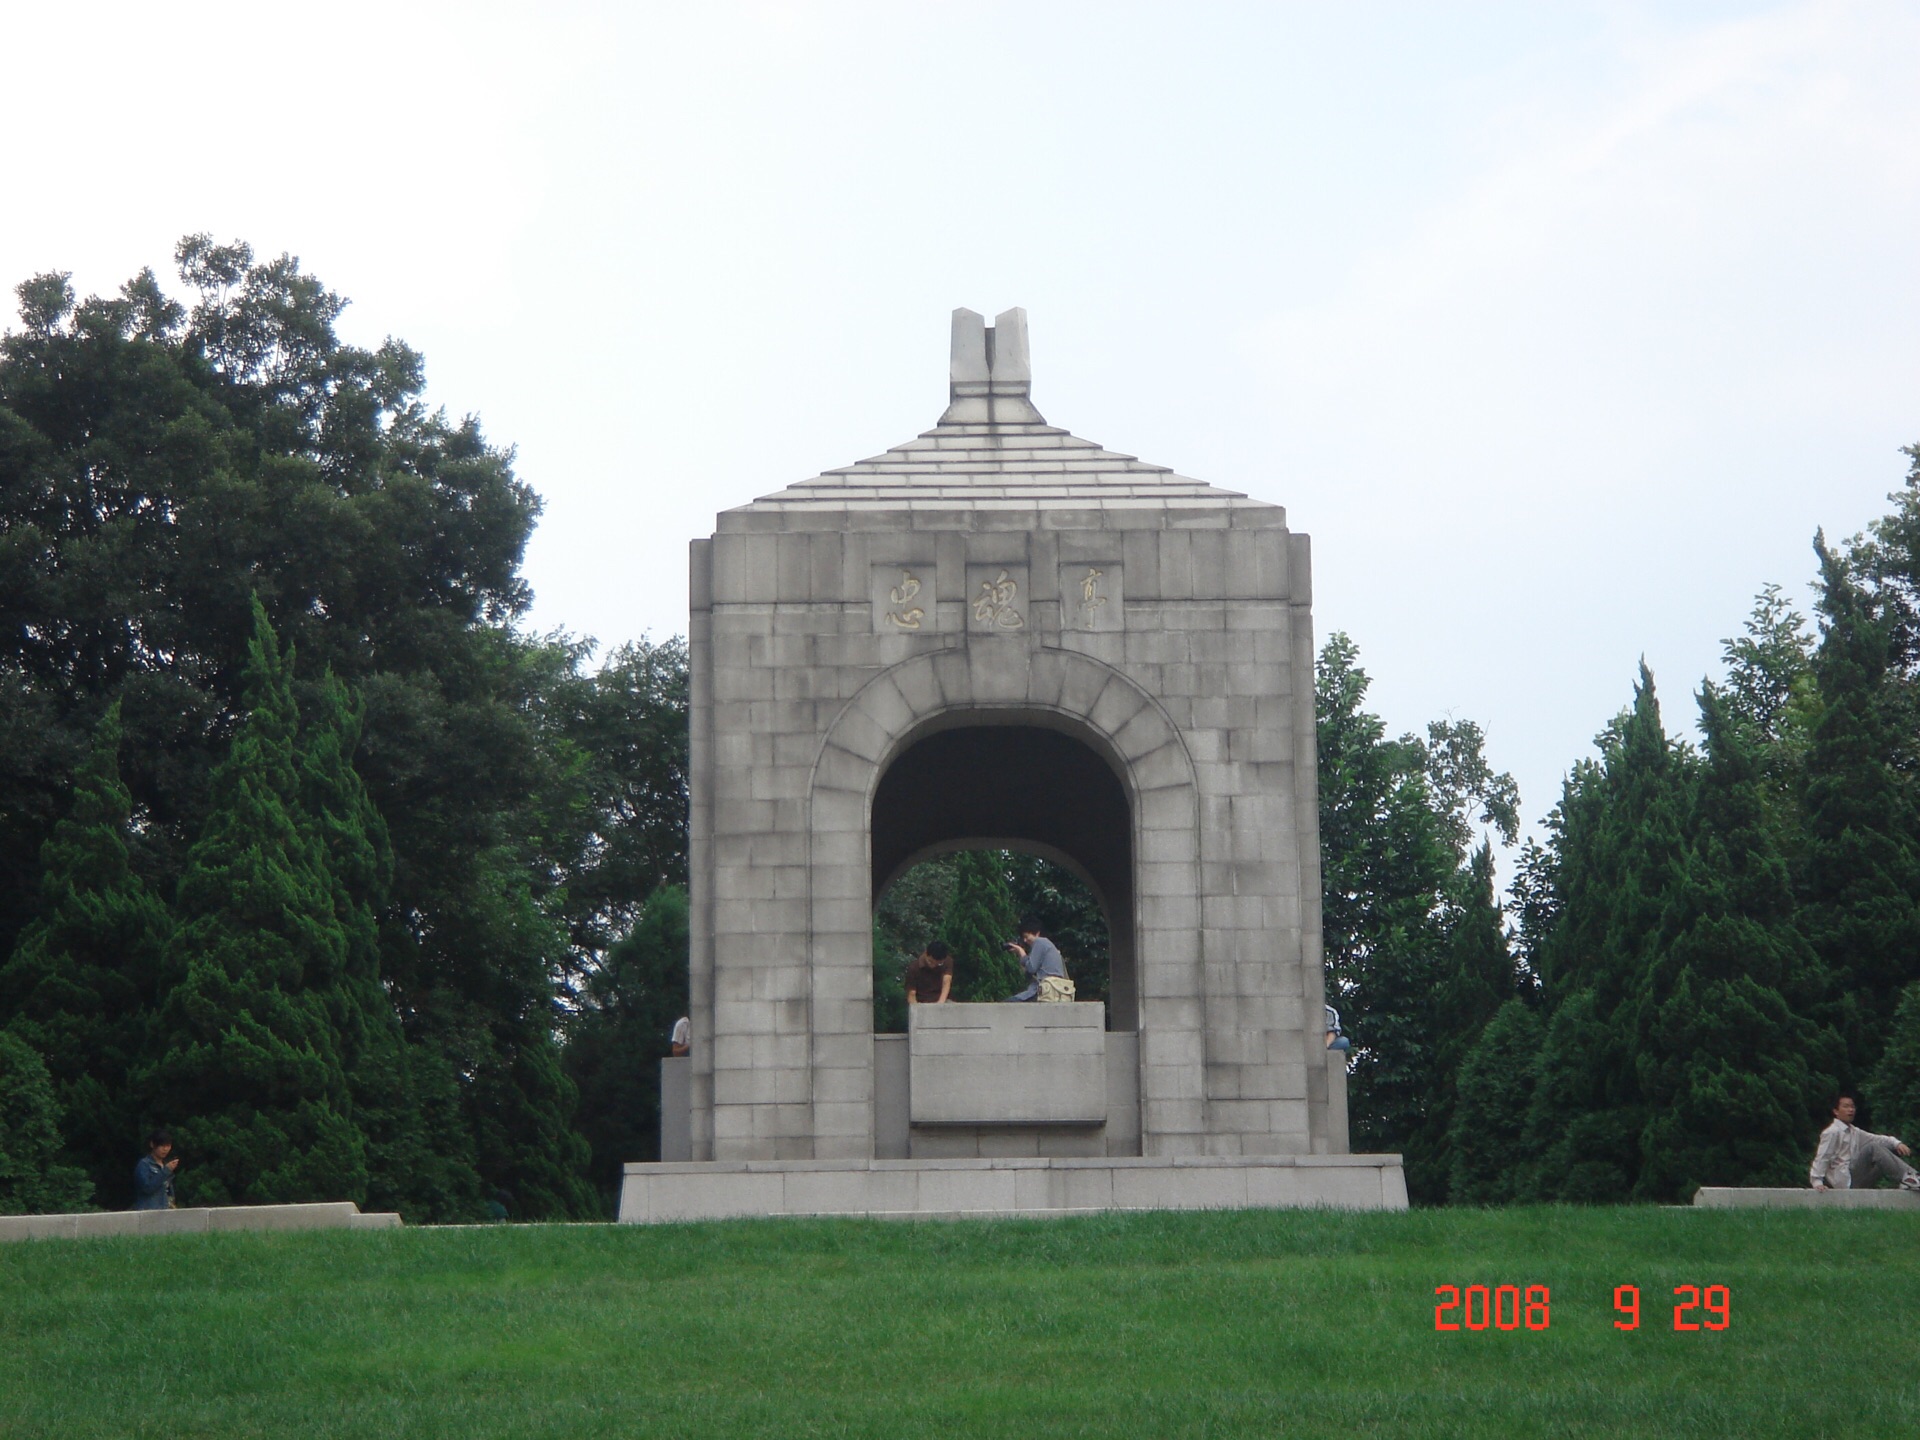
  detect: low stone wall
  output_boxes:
[1693,1187,1920,1210]
[618,1153,1408,1223]
[0,1202,402,1242]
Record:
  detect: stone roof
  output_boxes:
[735,309,1263,513]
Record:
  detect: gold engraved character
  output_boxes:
[885,570,925,630]
[1079,567,1106,619]
[973,570,1025,630]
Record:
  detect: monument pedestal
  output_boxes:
[618,1152,1406,1223]
[627,1048,1394,1220]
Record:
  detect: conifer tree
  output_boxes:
[1799,538,1920,1081]
[1632,683,1831,1198]
[1526,666,1693,1201]
[297,671,480,1220]
[0,701,172,1205]
[1447,999,1544,1205]
[0,1032,91,1214]
[1864,981,1920,1147]
[940,850,1025,1000]
[143,602,369,1205]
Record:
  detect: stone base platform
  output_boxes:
[618,1154,1408,1223]
[0,1201,402,1242]
[1693,1186,1920,1210]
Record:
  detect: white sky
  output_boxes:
[5,1,1918,846]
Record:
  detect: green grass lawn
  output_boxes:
[1,1206,1914,1438]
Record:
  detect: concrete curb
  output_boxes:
[0,1202,402,1242]
[1692,1186,1920,1210]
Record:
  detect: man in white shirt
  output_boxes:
[670,1016,690,1057]
[1810,1094,1920,1192]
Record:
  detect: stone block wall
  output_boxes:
[687,497,1328,1163]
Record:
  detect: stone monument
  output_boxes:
[619,309,1407,1219]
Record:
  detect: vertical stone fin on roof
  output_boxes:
[941,307,1044,426]
[745,308,1261,509]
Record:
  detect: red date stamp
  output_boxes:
[1433,1284,1552,1330]
[1433,1284,1732,1332]
[1612,1284,1732,1330]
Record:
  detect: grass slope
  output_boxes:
[2,1207,1915,1439]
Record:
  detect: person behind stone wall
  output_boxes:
[1006,914,1073,1003]
[133,1128,178,1211]
[1325,1005,1351,1052]
[1810,1094,1920,1192]
[905,940,954,1005]
[670,1016,690,1056]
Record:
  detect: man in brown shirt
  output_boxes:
[905,940,954,1005]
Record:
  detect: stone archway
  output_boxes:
[870,720,1136,1030]
[806,647,1201,1157]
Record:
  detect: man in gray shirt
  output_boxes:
[1006,914,1074,1002]
[1810,1094,1920,1191]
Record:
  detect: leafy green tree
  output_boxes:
[1316,635,1455,1160]
[550,639,691,969]
[1721,584,1819,745]
[1847,444,1920,681]
[1399,843,1522,1201]
[1447,999,1544,1206]
[143,602,367,1206]
[1,243,599,1217]
[565,885,689,1211]
[0,1031,91,1214]
[1798,538,1920,1082]
[940,850,1025,1001]
[0,701,172,1205]
[1632,683,1831,1199]
[1315,633,1521,1195]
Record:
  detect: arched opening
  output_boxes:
[873,846,1112,1029]
[869,721,1137,1032]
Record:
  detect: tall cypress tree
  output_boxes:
[297,671,480,1220]
[143,602,369,1205]
[1526,665,1693,1202]
[0,701,172,1205]
[1799,538,1920,1082]
[1865,981,1920,1146]
[940,850,1024,1001]
[1447,998,1544,1206]
[1632,683,1831,1198]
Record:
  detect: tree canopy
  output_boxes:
[1,241,687,1218]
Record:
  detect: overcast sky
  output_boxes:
[6,1,1917,849]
